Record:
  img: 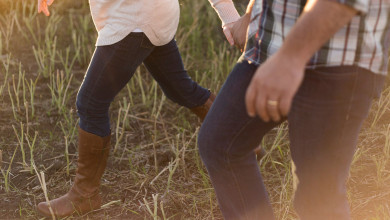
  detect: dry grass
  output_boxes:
[0,0,389,219]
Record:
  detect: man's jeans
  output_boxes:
[198,60,385,220]
[76,33,210,137]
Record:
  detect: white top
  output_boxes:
[89,0,240,46]
[132,28,143,33]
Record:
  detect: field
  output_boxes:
[1,0,390,219]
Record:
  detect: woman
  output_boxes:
[36,0,241,217]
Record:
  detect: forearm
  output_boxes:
[208,0,240,26]
[277,0,358,68]
[246,0,256,14]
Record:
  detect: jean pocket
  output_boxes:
[300,67,360,103]
[308,66,358,79]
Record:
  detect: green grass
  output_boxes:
[0,0,389,219]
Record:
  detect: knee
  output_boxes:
[76,91,109,121]
[197,122,225,169]
[198,124,218,162]
[292,170,349,219]
[197,124,211,163]
[76,91,88,118]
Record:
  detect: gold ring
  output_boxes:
[267,100,278,107]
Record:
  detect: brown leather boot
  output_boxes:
[37,127,111,218]
[190,92,216,121]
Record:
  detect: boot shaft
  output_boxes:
[73,127,111,198]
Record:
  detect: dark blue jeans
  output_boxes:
[76,33,210,137]
[198,60,385,220]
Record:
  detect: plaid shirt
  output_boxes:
[244,0,390,75]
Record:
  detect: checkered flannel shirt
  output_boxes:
[244,0,390,75]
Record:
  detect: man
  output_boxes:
[198,0,389,219]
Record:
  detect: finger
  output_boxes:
[232,32,239,47]
[38,0,42,13]
[279,92,294,117]
[47,0,54,6]
[245,81,257,117]
[255,91,269,122]
[233,36,240,49]
[266,97,281,122]
[236,38,244,50]
[223,28,234,46]
[42,3,50,16]
[233,33,245,51]
[239,41,245,51]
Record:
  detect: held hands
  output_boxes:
[223,13,251,50]
[38,0,55,16]
[245,53,305,122]
[223,23,236,46]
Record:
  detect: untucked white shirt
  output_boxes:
[89,0,240,46]
[132,28,143,33]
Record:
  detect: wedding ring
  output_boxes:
[267,100,278,107]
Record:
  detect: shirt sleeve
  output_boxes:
[334,0,369,14]
[208,0,241,26]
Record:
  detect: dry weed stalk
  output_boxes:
[32,164,56,220]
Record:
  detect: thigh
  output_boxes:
[289,66,379,180]
[288,66,381,218]
[78,33,154,106]
[143,39,209,108]
[198,59,280,220]
[199,59,283,160]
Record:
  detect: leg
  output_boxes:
[288,66,385,220]
[37,33,155,217]
[77,33,155,137]
[198,60,281,220]
[143,38,210,109]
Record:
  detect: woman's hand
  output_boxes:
[222,22,236,46]
[223,13,250,49]
[38,0,55,16]
[231,13,250,50]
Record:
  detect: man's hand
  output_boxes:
[245,0,357,122]
[231,13,250,50]
[245,52,305,122]
[223,13,251,50]
[38,0,55,16]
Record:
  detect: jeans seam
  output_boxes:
[81,42,133,133]
[225,117,257,220]
[328,70,358,212]
[144,43,200,107]
[372,74,378,98]
[331,70,358,180]
[83,49,117,111]
[344,70,359,122]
